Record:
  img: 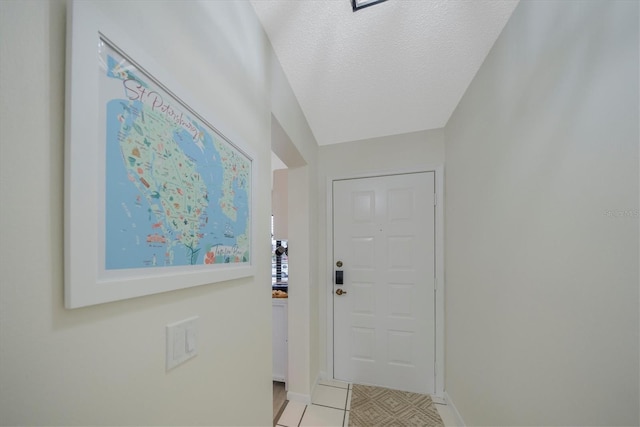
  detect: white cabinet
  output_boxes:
[272,298,288,382]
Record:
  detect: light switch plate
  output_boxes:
[166,316,198,371]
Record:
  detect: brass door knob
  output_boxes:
[336,289,347,295]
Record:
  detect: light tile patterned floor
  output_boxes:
[276,380,458,427]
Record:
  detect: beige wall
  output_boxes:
[316,129,445,377]
[0,1,317,425]
[444,1,639,425]
[2,1,638,425]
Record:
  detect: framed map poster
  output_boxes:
[64,1,255,308]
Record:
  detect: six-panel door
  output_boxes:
[333,172,436,394]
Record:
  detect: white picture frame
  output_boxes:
[64,1,255,309]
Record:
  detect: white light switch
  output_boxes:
[166,316,199,371]
[186,327,196,353]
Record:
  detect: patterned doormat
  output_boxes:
[349,384,444,427]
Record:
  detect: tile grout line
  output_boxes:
[343,384,350,411]
[309,403,346,411]
[318,383,349,390]
[297,404,307,427]
[342,383,350,427]
[292,382,351,427]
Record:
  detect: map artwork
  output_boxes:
[100,39,251,270]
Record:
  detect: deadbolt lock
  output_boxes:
[336,288,347,296]
[336,261,343,268]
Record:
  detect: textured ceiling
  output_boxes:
[251,0,519,146]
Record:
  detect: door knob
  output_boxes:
[336,289,347,296]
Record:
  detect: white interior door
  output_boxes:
[333,172,435,394]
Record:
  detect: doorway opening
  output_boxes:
[270,114,307,417]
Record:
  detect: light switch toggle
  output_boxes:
[166,316,199,371]
[186,327,196,353]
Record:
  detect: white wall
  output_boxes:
[0,1,316,425]
[444,1,639,425]
[317,129,445,377]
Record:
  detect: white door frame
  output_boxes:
[325,166,445,401]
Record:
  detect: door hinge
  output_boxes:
[434,193,437,206]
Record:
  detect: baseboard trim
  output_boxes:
[286,373,321,405]
[313,372,322,389]
[286,391,311,405]
[443,391,466,427]
[431,394,446,405]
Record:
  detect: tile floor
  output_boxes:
[275,380,458,427]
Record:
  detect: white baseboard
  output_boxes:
[443,391,466,427]
[431,394,447,405]
[310,371,321,398]
[287,373,321,405]
[287,391,311,405]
